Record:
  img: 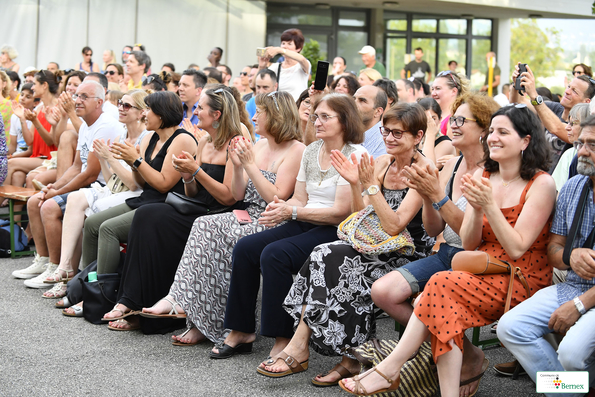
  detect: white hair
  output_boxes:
[0,44,18,60]
[80,81,105,101]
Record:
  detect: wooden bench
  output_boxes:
[0,186,38,258]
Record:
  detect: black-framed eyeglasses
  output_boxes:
[449,116,477,127]
[573,140,595,153]
[118,99,139,111]
[436,70,459,89]
[72,93,99,101]
[379,126,408,139]
[104,70,116,76]
[310,113,338,124]
[267,91,280,111]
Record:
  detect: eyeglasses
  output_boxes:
[436,71,459,89]
[301,99,311,108]
[310,113,338,124]
[214,88,225,94]
[573,140,595,153]
[449,116,477,127]
[240,72,248,76]
[568,119,581,127]
[104,70,116,76]
[134,43,143,48]
[118,99,139,111]
[573,70,585,76]
[267,91,280,111]
[72,94,99,101]
[379,126,408,139]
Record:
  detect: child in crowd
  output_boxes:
[8,83,35,158]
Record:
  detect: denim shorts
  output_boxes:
[396,243,464,294]
[51,192,72,215]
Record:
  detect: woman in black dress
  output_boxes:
[102,87,246,332]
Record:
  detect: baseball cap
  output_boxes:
[358,45,375,55]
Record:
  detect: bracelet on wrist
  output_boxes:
[182,177,195,184]
[192,166,201,178]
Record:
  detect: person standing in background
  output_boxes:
[401,48,431,83]
[480,51,501,96]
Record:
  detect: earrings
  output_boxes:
[212,120,220,129]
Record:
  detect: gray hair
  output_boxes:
[81,81,105,101]
[570,103,591,124]
[0,44,18,60]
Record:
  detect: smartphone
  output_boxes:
[515,63,528,95]
[256,47,267,58]
[233,209,252,224]
[314,61,330,91]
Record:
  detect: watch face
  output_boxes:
[368,186,379,195]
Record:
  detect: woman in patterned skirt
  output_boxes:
[141,91,304,345]
[259,103,435,384]
[341,104,556,397]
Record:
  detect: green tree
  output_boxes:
[510,19,563,78]
[302,39,324,81]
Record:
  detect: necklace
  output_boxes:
[501,175,521,187]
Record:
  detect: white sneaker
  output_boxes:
[12,254,50,279]
[24,263,58,289]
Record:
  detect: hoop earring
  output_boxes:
[212,120,220,129]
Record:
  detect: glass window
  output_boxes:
[339,10,366,27]
[385,12,407,31]
[472,19,492,36]
[439,19,467,35]
[338,31,368,73]
[409,38,436,79]
[471,39,492,89]
[438,39,466,75]
[385,36,407,80]
[267,6,332,26]
[412,17,437,33]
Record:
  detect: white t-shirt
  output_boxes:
[102,100,120,121]
[296,140,368,209]
[269,61,311,101]
[77,113,125,184]
[110,128,150,171]
[9,115,31,153]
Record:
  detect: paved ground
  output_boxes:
[0,254,540,397]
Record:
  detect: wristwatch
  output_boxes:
[531,95,544,106]
[291,206,298,221]
[133,157,144,169]
[362,185,380,197]
[574,297,587,315]
[432,196,449,211]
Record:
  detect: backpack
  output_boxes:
[0,220,29,257]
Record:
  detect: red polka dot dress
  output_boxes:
[414,170,552,360]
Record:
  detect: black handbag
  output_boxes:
[81,273,120,324]
[67,260,98,305]
[165,191,233,216]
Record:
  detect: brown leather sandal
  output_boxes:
[311,363,359,387]
[338,366,400,396]
[256,351,309,378]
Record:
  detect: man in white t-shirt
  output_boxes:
[85,73,119,120]
[19,81,124,288]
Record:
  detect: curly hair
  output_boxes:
[330,75,360,96]
[484,105,550,180]
[452,94,501,132]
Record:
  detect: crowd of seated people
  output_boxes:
[2,31,595,397]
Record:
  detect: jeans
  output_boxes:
[497,285,595,397]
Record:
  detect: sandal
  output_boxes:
[43,267,76,284]
[42,282,67,299]
[172,327,205,346]
[55,296,71,308]
[108,318,140,331]
[311,363,359,387]
[338,366,400,396]
[140,297,186,319]
[460,358,489,397]
[256,351,309,378]
[62,304,83,317]
[101,305,138,321]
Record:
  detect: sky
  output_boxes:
[537,18,595,56]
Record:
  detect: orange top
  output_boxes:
[31,110,57,158]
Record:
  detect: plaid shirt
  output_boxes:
[551,174,595,304]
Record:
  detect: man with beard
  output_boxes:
[353,85,387,158]
[497,115,595,392]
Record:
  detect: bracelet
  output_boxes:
[182,177,195,184]
[192,166,201,178]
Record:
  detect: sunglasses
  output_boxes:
[240,72,248,76]
[118,99,139,111]
[505,103,528,109]
[573,71,584,76]
[122,50,131,55]
[267,91,280,111]
[436,71,459,89]
[84,53,93,56]
[104,70,117,76]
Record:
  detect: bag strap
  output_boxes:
[503,266,531,313]
[563,179,591,266]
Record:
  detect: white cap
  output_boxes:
[23,66,37,74]
[358,45,376,56]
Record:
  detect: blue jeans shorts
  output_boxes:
[51,192,72,215]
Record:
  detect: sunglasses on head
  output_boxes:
[436,70,459,89]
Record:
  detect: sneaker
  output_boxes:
[24,263,58,289]
[12,254,49,279]
[494,359,527,376]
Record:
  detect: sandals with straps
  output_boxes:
[256,351,309,378]
[339,366,400,396]
[139,297,186,319]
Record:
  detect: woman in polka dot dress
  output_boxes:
[340,104,556,397]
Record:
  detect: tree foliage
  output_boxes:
[510,19,563,78]
[302,39,323,81]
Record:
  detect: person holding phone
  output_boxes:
[141,91,305,346]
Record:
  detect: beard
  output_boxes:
[578,156,595,176]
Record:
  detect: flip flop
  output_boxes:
[256,352,309,378]
[108,319,140,331]
[460,358,489,397]
[62,304,83,317]
[311,363,359,387]
[172,328,205,346]
[101,305,139,321]
[140,297,186,319]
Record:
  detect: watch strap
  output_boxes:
[433,196,449,211]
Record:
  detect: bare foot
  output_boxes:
[142,295,185,315]
[103,303,132,320]
[262,342,309,373]
[459,345,486,397]
[342,365,398,394]
[63,300,84,315]
[108,317,139,330]
[172,327,206,344]
[212,330,256,355]
[314,357,360,384]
